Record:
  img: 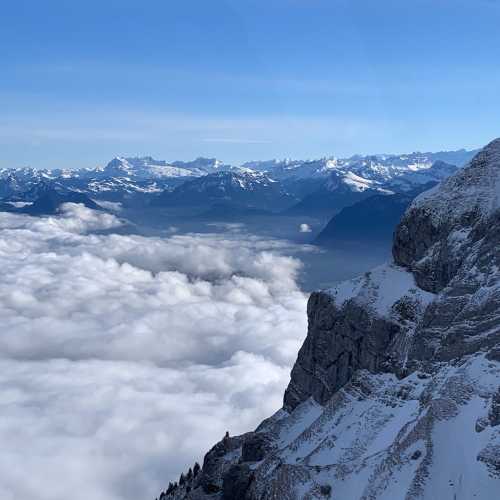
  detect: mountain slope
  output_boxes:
[157,139,500,500]
[285,161,458,218]
[285,170,391,217]
[23,189,101,215]
[315,184,435,247]
[0,183,101,215]
[0,167,56,199]
[152,171,297,211]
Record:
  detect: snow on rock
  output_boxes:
[327,264,434,319]
[1,149,472,206]
[242,149,474,186]
[394,139,500,294]
[411,138,500,222]
[164,356,499,500]
[337,171,375,192]
[98,156,232,180]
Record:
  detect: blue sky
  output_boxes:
[2,0,500,169]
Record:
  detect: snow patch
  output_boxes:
[327,264,435,318]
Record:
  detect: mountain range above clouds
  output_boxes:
[0,148,477,216]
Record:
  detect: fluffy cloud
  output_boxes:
[0,204,308,500]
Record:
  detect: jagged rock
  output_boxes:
[489,390,500,427]
[222,464,253,500]
[393,138,500,293]
[487,346,500,362]
[198,433,249,494]
[319,484,332,497]
[241,433,271,462]
[477,444,500,477]
[476,417,489,433]
[284,291,402,410]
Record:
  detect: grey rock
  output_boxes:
[284,291,401,410]
[198,433,249,495]
[475,417,489,433]
[489,390,500,427]
[477,444,500,477]
[222,464,253,500]
[241,433,271,462]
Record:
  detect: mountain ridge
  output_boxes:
[1,151,470,213]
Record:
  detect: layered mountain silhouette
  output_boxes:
[0,182,100,215]
[152,171,298,212]
[315,183,436,247]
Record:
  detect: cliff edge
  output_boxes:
[158,139,500,500]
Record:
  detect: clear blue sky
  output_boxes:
[2,0,500,169]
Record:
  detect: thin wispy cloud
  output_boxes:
[0,110,395,169]
[202,138,272,144]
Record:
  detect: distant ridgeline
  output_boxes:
[0,150,475,223]
[153,139,500,499]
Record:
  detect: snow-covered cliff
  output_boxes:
[156,140,500,500]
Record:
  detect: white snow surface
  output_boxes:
[327,264,435,318]
[251,355,500,500]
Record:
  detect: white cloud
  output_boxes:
[0,205,308,500]
[93,199,123,212]
[299,223,312,233]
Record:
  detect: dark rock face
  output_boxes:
[404,209,500,362]
[392,209,450,292]
[284,291,401,410]
[285,172,377,217]
[222,464,253,500]
[241,433,271,462]
[198,434,249,495]
[490,390,500,427]
[315,186,430,247]
[393,138,500,293]
[390,140,500,363]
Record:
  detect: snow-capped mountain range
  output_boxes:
[242,149,475,181]
[0,149,476,211]
[90,156,234,180]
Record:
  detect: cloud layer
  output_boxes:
[0,204,308,500]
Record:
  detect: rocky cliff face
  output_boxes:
[157,140,500,500]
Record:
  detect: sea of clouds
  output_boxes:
[0,204,308,500]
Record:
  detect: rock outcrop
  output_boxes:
[158,139,500,500]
